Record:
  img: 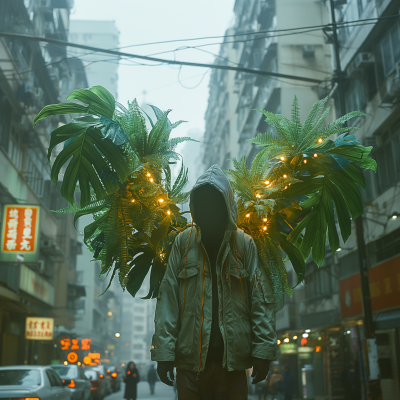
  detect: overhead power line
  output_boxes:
[0,31,324,84]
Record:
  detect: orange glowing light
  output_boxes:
[71,339,79,350]
[111,372,117,378]
[68,380,76,388]
[81,338,91,351]
[314,154,317,158]
[265,180,270,185]
[60,338,71,351]
[150,178,154,183]
[283,174,287,178]
[83,352,101,366]
[67,352,78,363]
[263,226,267,231]
[318,138,323,143]
[304,160,307,164]
[315,346,322,353]
[245,214,250,218]
[301,337,308,346]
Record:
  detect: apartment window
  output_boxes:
[134,325,144,331]
[304,259,334,301]
[135,307,144,313]
[0,88,12,150]
[380,23,400,77]
[373,126,400,195]
[346,74,366,114]
[133,344,143,350]
[367,227,400,266]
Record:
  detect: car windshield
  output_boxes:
[52,366,77,379]
[0,369,41,386]
[84,371,97,380]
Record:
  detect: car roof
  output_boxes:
[49,364,77,367]
[0,365,48,370]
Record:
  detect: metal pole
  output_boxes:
[329,1,382,399]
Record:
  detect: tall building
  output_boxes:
[68,20,120,98]
[203,0,333,169]
[0,0,85,366]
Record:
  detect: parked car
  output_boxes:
[0,365,71,400]
[51,364,91,400]
[84,369,107,400]
[106,365,121,392]
[91,365,111,395]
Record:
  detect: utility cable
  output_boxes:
[0,31,324,83]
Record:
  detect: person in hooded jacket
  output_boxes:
[123,361,140,400]
[151,165,277,399]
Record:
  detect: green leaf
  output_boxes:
[34,103,88,127]
[126,249,154,297]
[280,235,305,287]
[100,116,128,145]
[49,123,130,206]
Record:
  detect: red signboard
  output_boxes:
[1,205,40,262]
[340,255,400,318]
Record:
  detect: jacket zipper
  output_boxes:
[197,247,207,379]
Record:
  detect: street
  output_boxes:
[106,382,176,400]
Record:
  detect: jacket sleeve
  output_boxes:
[245,238,277,361]
[150,235,181,362]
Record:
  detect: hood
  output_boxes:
[189,164,237,231]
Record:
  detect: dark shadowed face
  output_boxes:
[192,184,228,237]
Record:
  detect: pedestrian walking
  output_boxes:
[147,364,158,395]
[123,361,140,400]
[268,366,284,400]
[282,365,295,400]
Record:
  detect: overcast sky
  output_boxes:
[71,0,236,138]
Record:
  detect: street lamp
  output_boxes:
[115,332,120,338]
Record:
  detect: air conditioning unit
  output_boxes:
[27,84,44,101]
[303,45,315,58]
[354,52,374,69]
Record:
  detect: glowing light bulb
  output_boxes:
[158,198,164,203]
[256,194,261,198]
[283,174,287,179]
[263,226,267,231]
[314,154,317,158]
[277,339,281,345]
[318,138,323,143]
[167,210,171,215]
[263,218,267,222]
[147,173,151,177]
[245,214,250,218]
[131,199,135,203]
[64,361,68,365]
[160,253,163,257]
[304,160,307,164]
[265,180,270,185]
[150,178,154,182]
[284,338,289,343]
[280,157,285,161]
[293,336,298,340]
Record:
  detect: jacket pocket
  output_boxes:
[229,260,250,315]
[176,314,196,358]
[178,263,199,315]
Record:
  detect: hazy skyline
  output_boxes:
[70,0,236,138]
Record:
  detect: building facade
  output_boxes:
[203,0,400,399]
[0,0,85,366]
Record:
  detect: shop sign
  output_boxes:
[1,205,40,262]
[339,255,400,318]
[60,338,91,351]
[19,264,55,306]
[279,343,297,354]
[83,353,101,366]
[25,317,54,340]
[67,352,79,363]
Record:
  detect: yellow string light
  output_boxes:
[263,226,267,231]
[158,198,164,203]
[147,173,151,177]
[318,138,323,143]
[256,194,261,198]
[277,339,281,345]
[150,178,154,182]
[131,199,135,203]
[245,214,250,218]
[304,159,307,164]
[265,180,270,185]
[167,210,171,215]
[314,154,317,158]
[263,218,267,222]
[280,157,285,161]
[283,174,287,178]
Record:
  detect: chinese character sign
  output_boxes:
[26,317,54,340]
[60,338,92,351]
[1,205,40,262]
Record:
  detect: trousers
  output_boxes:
[176,360,248,400]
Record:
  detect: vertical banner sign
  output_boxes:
[26,317,54,340]
[0,205,41,262]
